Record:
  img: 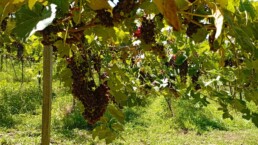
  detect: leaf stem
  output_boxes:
[178,11,214,18]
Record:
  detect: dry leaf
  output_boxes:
[153,0,181,31]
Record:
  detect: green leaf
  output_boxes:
[222,112,233,120]
[227,0,240,12]
[191,28,208,43]
[85,26,116,42]
[107,104,125,124]
[216,0,228,8]
[110,90,128,103]
[111,123,124,132]
[239,0,256,20]
[252,113,258,127]
[175,52,187,65]
[53,40,71,57]
[28,0,37,10]
[242,109,251,120]
[12,3,56,40]
[105,132,117,144]
[92,125,109,140]
[231,99,246,112]
[175,0,192,10]
[48,0,69,16]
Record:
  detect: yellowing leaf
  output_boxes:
[153,0,181,31]
[87,0,111,10]
[216,0,228,8]
[175,0,192,10]
[12,0,24,4]
[28,0,37,10]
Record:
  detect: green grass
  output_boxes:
[0,69,258,144]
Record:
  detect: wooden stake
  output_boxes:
[41,45,53,145]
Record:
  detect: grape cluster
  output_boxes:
[209,30,216,51]
[191,70,201,90]
[179,59,188,83]
[82,84,110,124]
[12,41,24,60]
[96,10,113,27]
[186,22,200,38]
[113,0,137,21]
[141,17,156,44]
[151,44,166,59]
[67,55,110,124]
[1,17,8,31]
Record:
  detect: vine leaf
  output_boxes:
[191,28,208,43]
[153,0,181,31]
[28,0,37,9]
[107,104,125,124]
[216,0,228,8]
[53,40,70,57]
[240,0,256,20]
[12,3,57,40]
[175,0,192,10]
[252,113,258,127]
[86,0,111,10]
[48,0,69,16]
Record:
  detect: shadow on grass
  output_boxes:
[170,99,228,132]
[53,107,95,140]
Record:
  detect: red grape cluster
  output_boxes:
[96,10,113,27]
[179,60,188,83]
[191,70,201,90]
[66,55,110,124]
[141,17,156,44]
[151,44,166,59]
[113,0,137,21]
[1,17,8,31]
[12,41,24,60]
[186,22,200,38]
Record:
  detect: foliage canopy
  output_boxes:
[0,0,258,143]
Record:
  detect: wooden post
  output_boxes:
[41,45,53,145]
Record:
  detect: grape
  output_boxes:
[209,30,216,52]
[113,0,137,21]
[96,10,113,27]
[151,44,166,59]
[12,41,24,60]
[66,54,110,124]
[179,59,188,83]
[141,17,156,44]
[83,84,110,124]
[186,22,200,38]
[133,27,141,38]
[191,70,201,90]
[1,17,8,31]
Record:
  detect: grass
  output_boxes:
[113,96,258,145]
[0,67,258,144]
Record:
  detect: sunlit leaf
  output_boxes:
[86,0,111,10]
[216,0,228,8]
[108,104,125,124]
[28,0,37,10]
[12,3,57,40]
[191,28,208,43]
